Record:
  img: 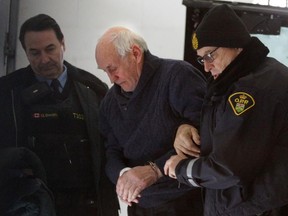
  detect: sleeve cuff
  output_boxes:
[119,167,131,177]
[175,158,201,187]
[186,158,200,187]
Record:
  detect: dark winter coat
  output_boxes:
[0,61,119,216]
[176,37,288,215]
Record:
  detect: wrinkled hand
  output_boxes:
[174,124,200,157]
[116,165,162,206]
[164,155,185,179]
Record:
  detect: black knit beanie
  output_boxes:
[192,4,251,50]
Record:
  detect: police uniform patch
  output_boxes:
[228,92,255,116]
[192,33,198,50]
[32,112,58,119]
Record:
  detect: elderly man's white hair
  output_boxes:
[97,26,148,58]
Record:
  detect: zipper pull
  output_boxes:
[63,142,72,164]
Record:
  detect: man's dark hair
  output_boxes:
[19,14,64,50]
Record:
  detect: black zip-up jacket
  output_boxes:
[0,61,119,216]
[176,37,288,215]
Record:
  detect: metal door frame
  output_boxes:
[0,0,19,76]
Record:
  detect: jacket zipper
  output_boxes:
[64,142,72,164]
[11,89,18,147]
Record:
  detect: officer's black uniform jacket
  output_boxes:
[176,37,288,215]
[0,61,119,216]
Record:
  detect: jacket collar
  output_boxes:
[206,37,269,100]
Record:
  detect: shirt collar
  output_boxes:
[35,64,68,88]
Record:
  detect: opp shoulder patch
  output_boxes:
[228,92,255,116]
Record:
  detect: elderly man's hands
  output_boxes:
[116,165,162,206]
[116,124,199,205]
[174,124,200,158]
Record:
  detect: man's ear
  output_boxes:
[61,39,66,51]
[131,44,142,62]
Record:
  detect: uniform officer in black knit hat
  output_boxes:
[165,4,288,216]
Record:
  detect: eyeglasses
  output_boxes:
[197,47,219,65]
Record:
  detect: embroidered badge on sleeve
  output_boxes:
[228,92,255,116]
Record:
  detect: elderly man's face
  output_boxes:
[96,43,142,92]
[197,47,242,79]
[24,29,65,79]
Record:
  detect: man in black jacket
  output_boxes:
[165,4,288,216]
[0,14,119,216]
